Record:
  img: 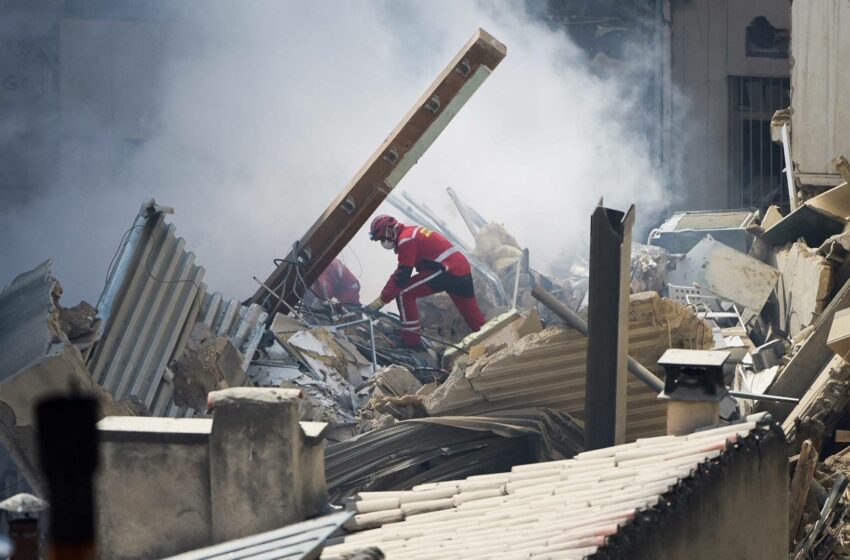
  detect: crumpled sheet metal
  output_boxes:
[324,408,583,502]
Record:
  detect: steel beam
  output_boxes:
[586,203,634,450]
[250,29,507,316]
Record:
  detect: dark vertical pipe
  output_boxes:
[586,203,634,450]
[37,395,99,560]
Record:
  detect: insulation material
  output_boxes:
[425,292,713,442]
[775,242,834,337]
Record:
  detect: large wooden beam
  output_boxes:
[250,29,507,315]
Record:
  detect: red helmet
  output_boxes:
[369,214,398,241]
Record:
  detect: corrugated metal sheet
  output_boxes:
[87,200,267,418]
[791,0,850,181]
[325,409,583,502]
[426,293,713,442]
[88,200,205,417]
[162,511,352,560]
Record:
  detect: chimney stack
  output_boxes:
[657,349,730,436]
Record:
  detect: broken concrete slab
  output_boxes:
[171,324,246,411]
[668,234,780,313]
[372,366,422,398]
[425,292,713,441]
[775,242,834,336]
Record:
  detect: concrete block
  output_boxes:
[172,324,245,410]
[208,388,326,543]
[96,417,213,559]
[373,366,422,397]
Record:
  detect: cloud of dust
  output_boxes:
[0,0,670,305]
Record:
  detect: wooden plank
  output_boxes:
[249,29,507,316]
[789,439,818,549]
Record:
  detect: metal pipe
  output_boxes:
[728,390,798,404]
[446,186,482,238]
[368,318,378,373]
[511,256,522,309]
[252,276,312,325]
[782,123,798,210]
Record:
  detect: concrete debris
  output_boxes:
[442,308,542,371]
[171,324,246,411]
[0,261,121,494]
[630,244,673,294]
[57,300,99,345]
[372,366,422,398]
[7,13,850,559]
[775,242,834,336]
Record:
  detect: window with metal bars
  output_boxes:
[727,76,791,212]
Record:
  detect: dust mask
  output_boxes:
[381,239,394,250]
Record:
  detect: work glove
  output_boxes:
[364,297,385,314]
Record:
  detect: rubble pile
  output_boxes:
[2,13,850,558]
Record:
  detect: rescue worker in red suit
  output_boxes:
[364,215,486,347]
[306,258,361,306]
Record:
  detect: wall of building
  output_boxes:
[669,0,790,210]
[790,0,850,185]
[605,424,788,559]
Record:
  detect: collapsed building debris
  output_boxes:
[0,261,121,494]
[3,7,850,557]
[424,292,712,442]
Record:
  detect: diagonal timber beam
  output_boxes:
[250,29,507,315]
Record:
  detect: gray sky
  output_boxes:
[0,1,669,306]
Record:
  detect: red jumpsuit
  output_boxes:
[380,225,486,346]
[309,259,361,305]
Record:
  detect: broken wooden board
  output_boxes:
[775,242,834,337]
[250,29,507,316]
[668,234,780,313]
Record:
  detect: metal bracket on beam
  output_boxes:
[423,95,440,114]
[340,195,356,215]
